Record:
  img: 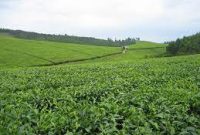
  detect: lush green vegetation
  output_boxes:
[0,35,120,68]
[130,41,165,49]
[0,29,199,134]
[81,41,166,63]
[166,33,200,55]
[0,55,200,134]
[0,35,166,68]
[0,28,136,46]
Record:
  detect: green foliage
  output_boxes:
[0,28,136,46]
[0,30,195,134]
[0,35,119,68]
[167,33,200,55]
[84,41,166,63]
[0,35,166,68]
[0,55,200,134]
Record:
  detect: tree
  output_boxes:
[166,33,200,55]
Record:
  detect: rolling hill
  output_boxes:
[0,35,166,68]
[0,35,119,68]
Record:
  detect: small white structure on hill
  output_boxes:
[121,46,128,54]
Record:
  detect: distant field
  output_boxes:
[0,35,166,68]
[117,41,166,60]
[84,41,166,63]
[130,41,165,49]
[0,35,119,68]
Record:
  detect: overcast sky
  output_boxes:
[1,0,200,42]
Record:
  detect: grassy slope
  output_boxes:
[0,35,166,68]
[130,41,165,48]
[0,35,120,68]
[83,41,166,63]
[121,41,166,60]
[114,41,166,60]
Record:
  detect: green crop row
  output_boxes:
[0,55,200,134]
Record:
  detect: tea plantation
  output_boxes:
[0,35,166,68]
[0,55,200,134]
[0,35,119,68]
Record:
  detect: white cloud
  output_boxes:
[0,0,200,42]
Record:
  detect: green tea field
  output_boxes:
[1,0,200,134]
[0,33,199,135]
[0,0,200,135]
[0,35,166,68]
[0,29,200,135]
[0,35,119,68]
[1,54,200,134]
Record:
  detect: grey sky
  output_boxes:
[0,0,200,42]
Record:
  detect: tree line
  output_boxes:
[166,33,200,55]
[0,28,136,47]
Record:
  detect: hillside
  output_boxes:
[0,35,166,68]
[83,41,166,63]
[0,35,119,68]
